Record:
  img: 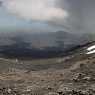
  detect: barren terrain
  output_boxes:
[0,42,95,95]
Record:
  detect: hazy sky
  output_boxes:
[0,0,95,33]
[0,7,54,32]
[0,0,66,32]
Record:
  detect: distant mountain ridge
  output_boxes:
[0,31,91,58]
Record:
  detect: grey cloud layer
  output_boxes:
[62,0,95,33]
[3,0,67,21]
[2,0,95,33]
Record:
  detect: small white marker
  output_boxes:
[15,58,18,63]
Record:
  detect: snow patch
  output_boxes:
[86,45,95,54]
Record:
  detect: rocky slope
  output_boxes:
[0,41,94,95]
